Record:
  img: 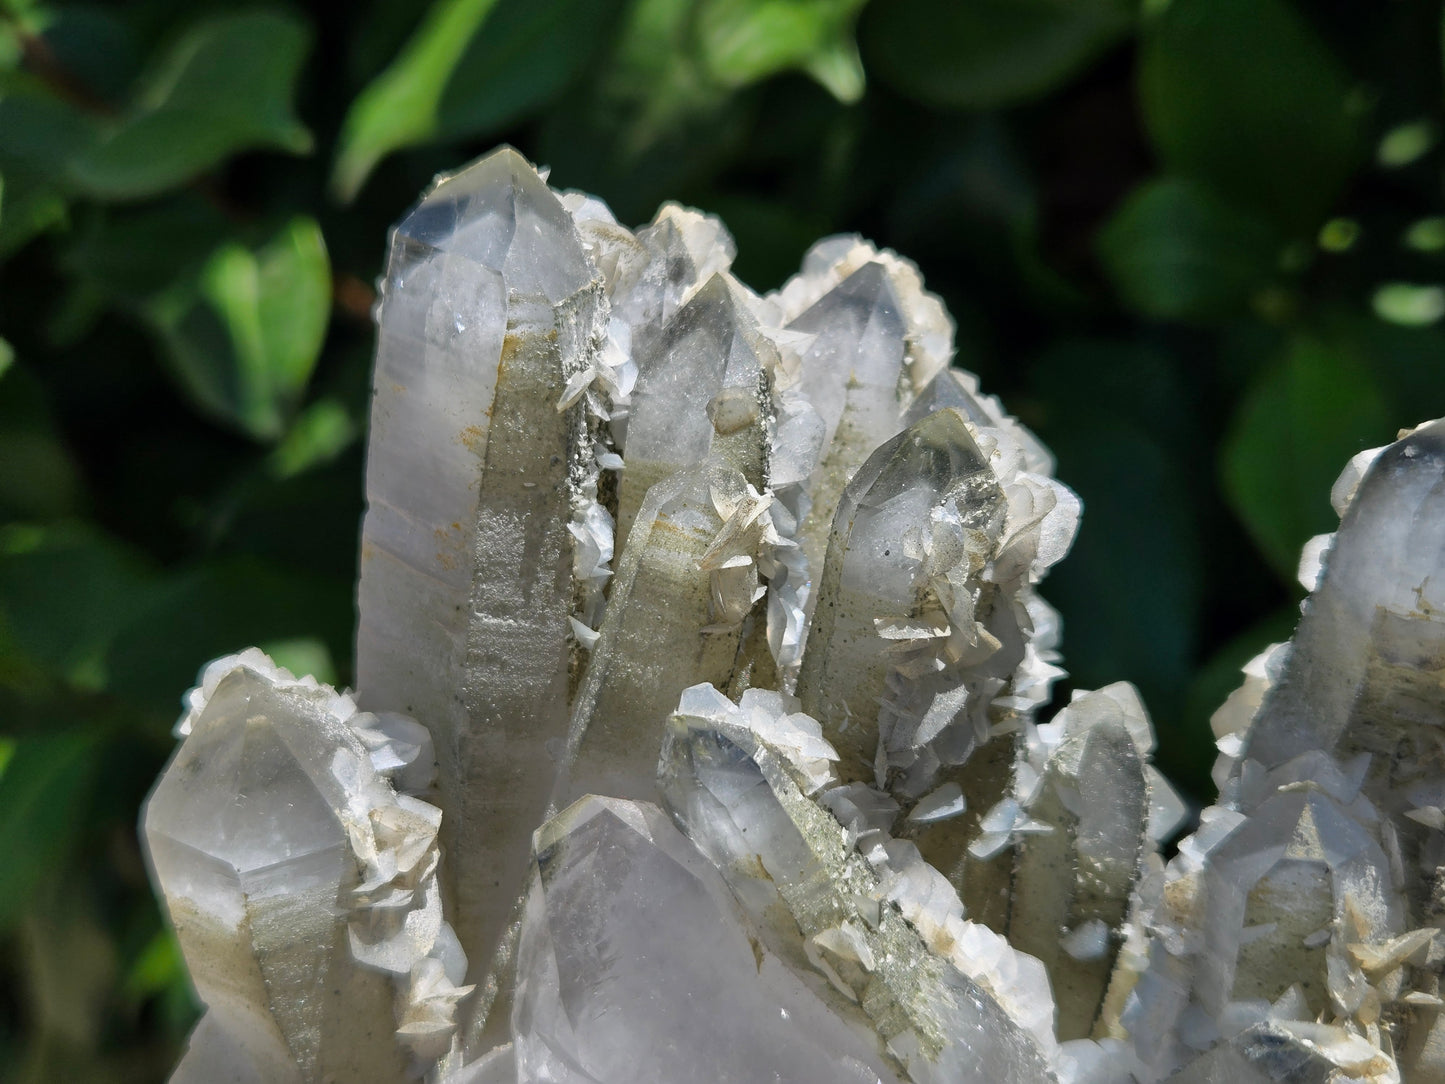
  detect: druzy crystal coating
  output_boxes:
[142,148,1445,1082]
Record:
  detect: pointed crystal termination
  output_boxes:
[1243,418,1445,776]
[143,652,469,1083]
[512,796,898,1083]
[355,147,605,998]
[1007,689,1151,1041]
[1166,1021,1400,1084]
[787,261,912,592]
[557,463,764,804]
[659,690,1057,1083]
[611,273,772,550]
[796,408,1005,784]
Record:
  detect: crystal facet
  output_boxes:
[143,146,1445,1084]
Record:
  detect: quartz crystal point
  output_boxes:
[512,795,896,1083]
[355,146,606,1004]
[557,463,764,803]
[1008,686,1153,1041]
[143,650,471,1082]
[145,147,1445,1084]
[658,686,1059,1082]
[610,273,772,549]
[1123,420,1445,1082]
[796,407,1005,785]
[775,240,951,601]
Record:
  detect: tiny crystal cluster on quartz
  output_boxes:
[141,147,1445,1083]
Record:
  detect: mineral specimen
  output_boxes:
[142,147,1445,1083]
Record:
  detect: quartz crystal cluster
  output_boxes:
[141,147,1445,1083]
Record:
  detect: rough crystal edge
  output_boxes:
[169,649,475,1069]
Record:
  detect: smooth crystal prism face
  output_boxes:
[513,796,896,1084]
[357,146,607,1010]
[145,146,1445,1084]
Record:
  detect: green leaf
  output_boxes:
[0,364,85,521]
[1222,337,1392,580]
[60,194,232,304]
[331,0,503,202]
[147,217,331,441]
[0,78,97,249]
[0,733,99,931]
[436,0,629,139]
[67,11,312,200]
[0,523,155,690]
[0,336,11,379]
[696,0,867,101]
[120,929,186,1003]
[1037,414,1202,724]
[257,636,337,686]
[1372,283,1445,328]
[1139,0,1362,233]
[862,0,1132,109]
[1097,177,1281,321]
[108,556,354,709]
[267,398,357,479]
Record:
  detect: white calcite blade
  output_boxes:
[355,146,605,1003]
[512,796,898,1084]
[143,652,468,1082]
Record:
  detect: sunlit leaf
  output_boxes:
[1377,119,1435,168]
[1222,337,1392,580]
[147,217,331,440]
[1097,177,1280,321]
[67,11,313,199]
[697,0,867,101]
[267,398,357,479]
[258,636,338,686]
[331,0,503,202]
[863,0,1131,109]
[1404,217,1445,252]
[1372,283,1445,327]
[120,928,186,1003]
[1140,0,1361,233]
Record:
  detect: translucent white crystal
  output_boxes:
[355,146,607,1010]
[512,795,896,1083]
[144,652,469,1080]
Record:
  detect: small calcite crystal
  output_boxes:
[142,146,1445,1084]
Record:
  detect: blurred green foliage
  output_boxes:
[1,0,1443,1075]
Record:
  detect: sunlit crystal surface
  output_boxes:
[143,145,1445,1084]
